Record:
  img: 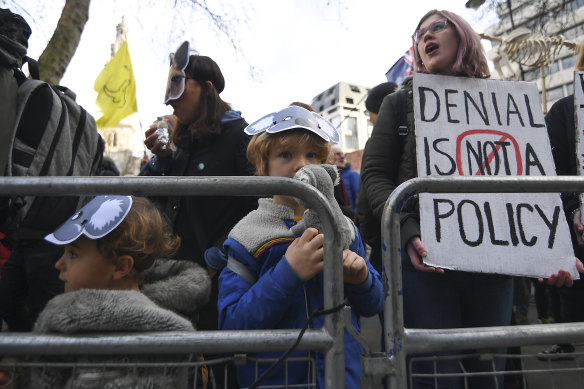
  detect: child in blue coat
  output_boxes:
[218,105,384,388]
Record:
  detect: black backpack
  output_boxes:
[0,8,104,239]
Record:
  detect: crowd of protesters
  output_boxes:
[1,6,584,389]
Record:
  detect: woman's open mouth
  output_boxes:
[425,42,439,55]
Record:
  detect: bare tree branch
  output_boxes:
[37,0,90,84]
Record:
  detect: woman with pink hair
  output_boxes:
[361,9,578,388]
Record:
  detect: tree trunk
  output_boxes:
[37,0,91,84]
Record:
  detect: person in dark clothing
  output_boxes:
[100,157,120,176]
[364,82,398,127]
[360,10,580,389]
[539,42,584,359]
[141,41,257,388]
[0,9,104,331]
[331,146,359,213]
[357,81,398,276]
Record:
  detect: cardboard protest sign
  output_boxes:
[413,73,578,278]
[576,71,584,224]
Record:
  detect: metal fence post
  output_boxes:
[381,175,584,388]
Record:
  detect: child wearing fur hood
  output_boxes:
[19,195,211,389]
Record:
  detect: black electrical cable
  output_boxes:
[248,301,347,389]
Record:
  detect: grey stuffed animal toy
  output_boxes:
[289,164,356,249]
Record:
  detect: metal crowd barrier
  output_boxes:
[3,176,584,388]
[0,176,348,389]
[373,176,584,388]
[0,355,317,388]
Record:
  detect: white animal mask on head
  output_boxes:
[45,195,133,245]
[244,106,340,143]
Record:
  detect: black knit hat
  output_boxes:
[365,82,398,114]
[186,55,225,94]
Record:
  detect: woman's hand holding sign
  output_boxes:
[571,209,584,247]
[541,260,584,287]
[407,236,445,274]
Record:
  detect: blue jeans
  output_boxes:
[401,253,513,389]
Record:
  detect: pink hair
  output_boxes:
[413,9,490,78]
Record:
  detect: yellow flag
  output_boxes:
[94,41,137,128]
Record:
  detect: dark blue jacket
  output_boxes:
[340,164,360,212]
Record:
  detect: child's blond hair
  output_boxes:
[247,129,331,176]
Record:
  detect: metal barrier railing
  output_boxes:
[378,176,584,388]
[0,176,347,389]
[5,176,584,388]
[0,355,318,389]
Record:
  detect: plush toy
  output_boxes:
[289,164,356,249]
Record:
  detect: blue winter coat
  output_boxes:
[218,199,383,389]
[340,164,360,212]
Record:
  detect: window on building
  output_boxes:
[346,97,354,104]
[319,105,324,112]
[567,82,574,95]
[316,93,322,101]
[328,107,338,114]
[523,68,540,82]
[331,99,336,105]
[562,55,577,70]
[563,23,584,40]
[349,85,360,93]
[328,86,335,95]
[343,116,359,150]
[546,61,560,75]
[545,86,564,103]
[330,116,341,132]
[526,61,559,81]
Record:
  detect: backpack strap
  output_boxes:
[227,255,257,284]
[397,88,409,136]
[24,56,39,80]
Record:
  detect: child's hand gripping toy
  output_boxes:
[289,164,356,249]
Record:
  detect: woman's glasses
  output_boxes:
[412,18,449,43]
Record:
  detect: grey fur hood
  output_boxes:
[28,259,211,389]
[142,259,211,321]
[31,288,193,389]
[33,289,193,333]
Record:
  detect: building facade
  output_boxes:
[484,0,584,110]
[310,81,372,152]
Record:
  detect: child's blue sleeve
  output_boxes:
[218,238,305,330]
[344,231,384,317]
